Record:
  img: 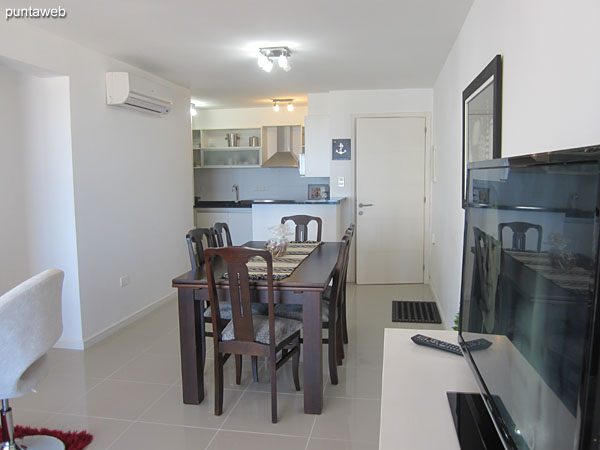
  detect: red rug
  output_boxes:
[2,425,93,450]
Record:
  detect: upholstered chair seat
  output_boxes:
[221,315,302,345]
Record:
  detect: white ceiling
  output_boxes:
[10,0,474,109]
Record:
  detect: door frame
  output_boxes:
[352,112,432,284]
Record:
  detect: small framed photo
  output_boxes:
[308,184,330,200]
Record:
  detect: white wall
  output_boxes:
[0,21,194,347]
[308,89,434,281]
[0,66,83,345]
[192,106,308,129]
[21,73,83,346]
[0,66,28,294]
[431,0,600,326]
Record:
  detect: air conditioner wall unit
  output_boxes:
[105,72,172,116]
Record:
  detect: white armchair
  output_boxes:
[0,269,65,450]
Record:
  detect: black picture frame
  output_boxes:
[462,54,502,208]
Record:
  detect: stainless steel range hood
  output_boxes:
[261,125,300,168]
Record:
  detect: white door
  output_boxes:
[356,117,426,284]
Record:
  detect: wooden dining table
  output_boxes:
[171,240,341,414]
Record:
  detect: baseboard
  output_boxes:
[82,290,177,349]
[54,338,85,350]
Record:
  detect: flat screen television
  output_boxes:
[457,145,600,450]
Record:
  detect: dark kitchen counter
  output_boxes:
[194,198,345,208]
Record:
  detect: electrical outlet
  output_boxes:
[337,177,345,188]
[120,274,130,287]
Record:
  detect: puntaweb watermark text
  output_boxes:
[6,6,67,21]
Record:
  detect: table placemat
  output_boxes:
[505,250,591,293]
[224,241,322,281]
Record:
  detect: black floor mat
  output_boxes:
[392,301,442,324]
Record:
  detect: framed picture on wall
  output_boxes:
[462,54,503,208]
[308,184,330,200]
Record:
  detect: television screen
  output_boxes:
[459,148,600,449]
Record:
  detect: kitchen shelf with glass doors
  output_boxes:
[192,127,264,168]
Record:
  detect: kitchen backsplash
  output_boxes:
[194,168,329,201]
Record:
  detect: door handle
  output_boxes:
[358,203,373,208]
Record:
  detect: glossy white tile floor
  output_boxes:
[11,283,444,449]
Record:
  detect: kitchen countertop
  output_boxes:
[195,198,345,208]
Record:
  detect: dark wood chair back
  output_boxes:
[212,222,233,247]
[498,221,542,252]
[329,236,351,317]
[204,246,275,349]
[281,215,323,242]
[203,246,301,423]
[186,228,215,271]
[338,224,354,347]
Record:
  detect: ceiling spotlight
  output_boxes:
[278,54,291,72]
[272,98,294,112]
[190,103,197,116]
[258,52,273,72]
[259,47,292,73]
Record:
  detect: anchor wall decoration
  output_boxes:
[331,138,351,160]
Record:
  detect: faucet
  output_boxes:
[232,184,239,203]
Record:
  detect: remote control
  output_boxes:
[464,338,492,352]
[411,334,493,355]
[411,334,462,355]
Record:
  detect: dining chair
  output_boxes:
[212,222,233,247]
[339,224,354,345]
[274,234,351,384]
[186,228,265,377]
[204,246,302,423]
[281,215,322,242]
[186,227,215,272]
[324,223,354,347]
[498,222,543,252]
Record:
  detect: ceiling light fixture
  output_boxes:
[272,98,294,112]
[258,52,273,72]
[258,47,292,73]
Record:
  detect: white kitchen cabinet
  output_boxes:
[195,210,228,229]
[304,115,330,177]
[194,208,252,245]
[226,210,253,245]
